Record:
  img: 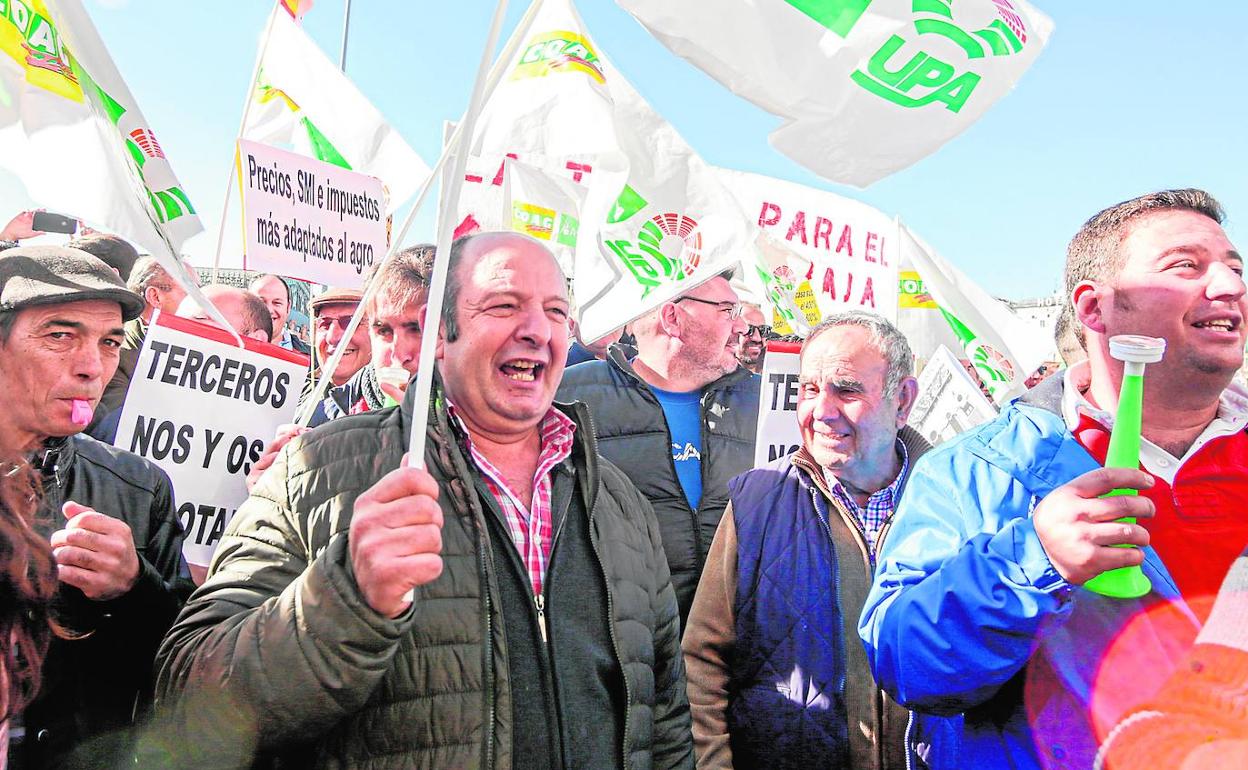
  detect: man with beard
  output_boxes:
[733,303,768,375]
[558,273,758,628]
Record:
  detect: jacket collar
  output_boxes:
[788,425,932,502]
[35,433,76,486]
[605,343,753,394]
[402,371,600,501]
[1015,369,1065,415]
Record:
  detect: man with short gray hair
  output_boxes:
[682,310,927,769]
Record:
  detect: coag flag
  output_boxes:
[244,8,428,213]
[617,0,1053,187]
[0,0,203,256]
[466,0,757,343]
[898,220,1050,403]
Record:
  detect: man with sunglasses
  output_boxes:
[559,272,759,628]
[734,303,769,375]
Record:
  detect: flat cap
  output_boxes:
[67,234,141,282]
[0,245,146,321]
[310,286,364,312]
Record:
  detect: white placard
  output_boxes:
[114,312,309,575]
[718,167,899,324]
[237,138,387,287]
[753,341,805,467]
[910,345,998,447]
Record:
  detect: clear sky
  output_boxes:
[4,0,1245,300]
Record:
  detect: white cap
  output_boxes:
[1109,334,1166,364]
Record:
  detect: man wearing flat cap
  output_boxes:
[0,246,192,769]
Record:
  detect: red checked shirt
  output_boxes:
[449,403,577,597]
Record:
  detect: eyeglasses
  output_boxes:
[673,296,744,319]
[740,323,770,339]
[315,313,358,332]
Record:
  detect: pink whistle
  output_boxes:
[70,399,93,427]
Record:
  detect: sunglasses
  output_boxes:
[314,313,358,332]
[740,324,771,339]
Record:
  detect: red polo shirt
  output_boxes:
[1063,363,1248,619]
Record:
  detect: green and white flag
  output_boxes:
[617,0,1053,187]
[0,0,203,255]
[466,0,756,342]
[898,220,1049,403]
[244,8,428,213]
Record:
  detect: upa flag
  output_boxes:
[244,8,428,213]
[0,0,203,255]
[898,220,1049,403]
[617,0,1053,187]
[467,0,756,342]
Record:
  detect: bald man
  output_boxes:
[176,285,273,342]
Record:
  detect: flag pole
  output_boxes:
[211,3,279,285]
[406,0,516,465]
[296,0,546,429]
[339,0,352,71]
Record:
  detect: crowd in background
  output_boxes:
[0,189,1246,769]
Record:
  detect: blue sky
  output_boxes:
[5,0,1246,300]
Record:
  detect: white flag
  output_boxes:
[245,10,429,213]
[503,157,591,275]
[465,0,757,342]
[0,0,203,255]
[898,220,1050,403]
[617,0,1053,187]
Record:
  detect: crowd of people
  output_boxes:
[0,188,1244,769]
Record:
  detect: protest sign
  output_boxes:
[244,8,429,214]
[753,341,804,467]
[718,168,899,326]
[237,138,387,287]
[114,312,308,580]
[910,344,998,447]
[618,0,1053,186]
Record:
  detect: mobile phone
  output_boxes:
[31,211,78,235]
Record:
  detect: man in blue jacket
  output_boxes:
[859,188,1248,769]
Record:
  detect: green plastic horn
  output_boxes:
[1084,335,1165,599]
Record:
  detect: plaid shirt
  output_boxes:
[824,439,909,554]
[449,403,577,597]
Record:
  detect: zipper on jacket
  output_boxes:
[534,593,548,643]
[577,417,633,770]
[800,454,877,571]
[478,526,497,770]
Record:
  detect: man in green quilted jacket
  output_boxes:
[151,232,693,770]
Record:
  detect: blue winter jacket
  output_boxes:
[858,378,1198,769]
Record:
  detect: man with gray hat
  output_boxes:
[0,245,192,769]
